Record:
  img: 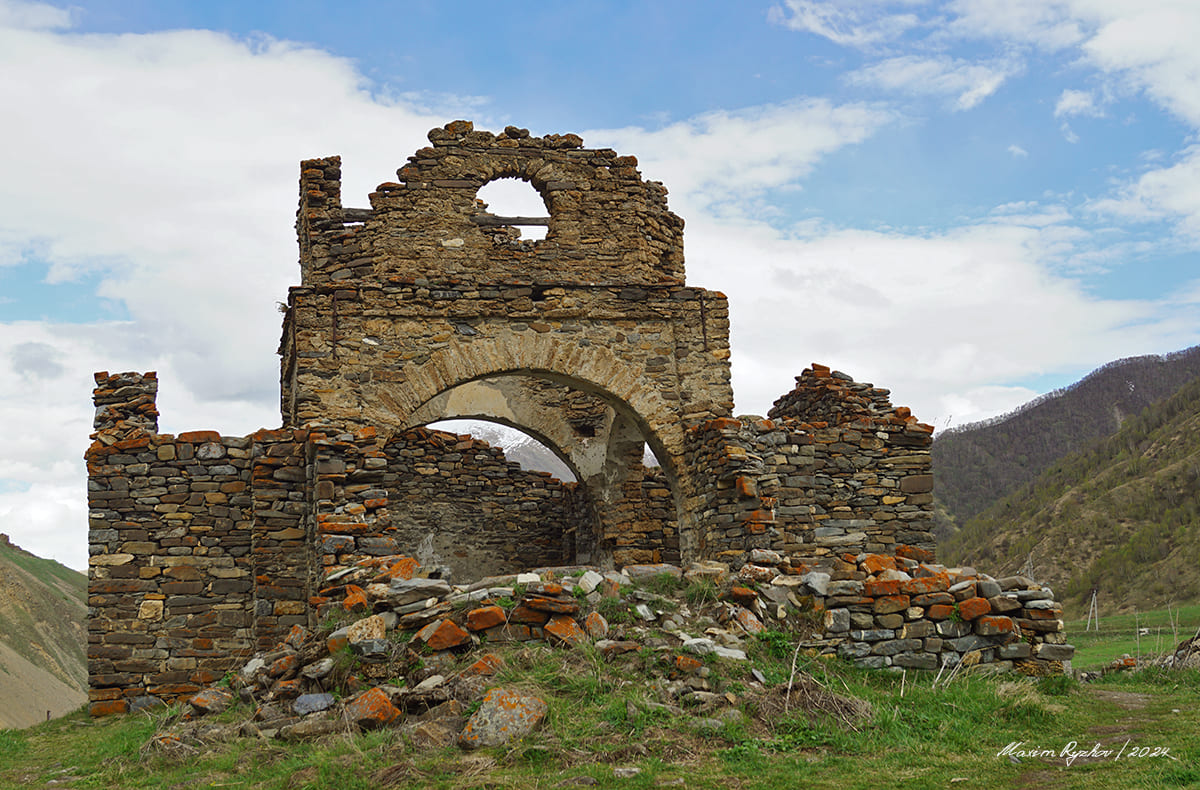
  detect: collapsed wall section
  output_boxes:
[686,365,935,563]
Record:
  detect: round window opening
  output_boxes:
[475,177,550,241]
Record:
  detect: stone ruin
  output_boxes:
[85,121,1068,716]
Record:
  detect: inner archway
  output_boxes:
[409,373,682,569]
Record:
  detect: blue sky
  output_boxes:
[1,0,1198,569]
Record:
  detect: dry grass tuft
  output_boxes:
[753,674,873,732]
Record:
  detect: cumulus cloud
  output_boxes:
[942,0,1084,50]
[845,55,1018,110]
[0,0,69,30]
[590,99,894,218]
[678,217,1194,429]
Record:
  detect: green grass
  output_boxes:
[5,640,1198,789]
[1065,604,1200,670]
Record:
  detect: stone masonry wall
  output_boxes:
[683,365,935,565]
[88,373,601,711]
[296,121,685,288]
[740,548,1074,674]
[87,373,256,716]
[310,425,587,583]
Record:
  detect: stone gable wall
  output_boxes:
[296,121,685,288]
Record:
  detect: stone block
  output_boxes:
[823,608,850,633]
[1033,643,1075,661]
[892,652,938,670]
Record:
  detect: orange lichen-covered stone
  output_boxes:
[89,699,129,717]
[508,603,550,624]
[343,584,369,612]
[466,605,507,632]
[414,618,471,651]
[458,687,548,749]
[284,624,310,649]
[900,574,950,595]
[913,591,955,607]
[957,597,992,621]
[267,653,300,679]
[462,653,504,677]
[975,615,1015,635]
[725,586,758,606]
[345,687,400,730]
[1023,607,1062,620]
[544,614,587,646]
[861,554,897,574]
[738,606,768,634]
[271,678,302,699]
[896,544,936,563]
[674,655,704,675]
[927,604,956,620]
[583,611,609,639]
[872,595,910,615]
[864,579,902,597]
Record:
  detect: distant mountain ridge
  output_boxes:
[940,371,1200,615]
[0,534,87,728]
[933,345,1200,535]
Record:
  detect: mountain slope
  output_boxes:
[933,345,1200,534]
[0,535,87,728]
[940,374,1200,616]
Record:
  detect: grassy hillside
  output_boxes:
[2,646,1197,789]
[932,346,1200,535]
[941,374,1200,618]
[0,535,87,726]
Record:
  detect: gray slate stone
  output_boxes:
[293,693,337,716]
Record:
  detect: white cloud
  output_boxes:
[1077,1,1200,127]
[1008,144,1029,157]
[590,100,893,218]
[767,0,923,49]
[1091,144,1200,237]
[846,55,1019,110]
[942,0,1084,50]
[680,217,1196,429]
[0,17,462,406]
[1060,122,1080,143]
[0,0,70,31]
[1054,88,1102,117]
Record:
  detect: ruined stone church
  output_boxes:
[86,122,934,712]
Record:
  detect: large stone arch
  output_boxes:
[281,121,736,568]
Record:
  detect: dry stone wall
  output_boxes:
[739,548,1074,673]
[86,375,596,715]
[684,365,935,562]
[87,373,256,716]
[311,425,583,581]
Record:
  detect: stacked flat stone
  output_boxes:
[733,548,1074,673]
[683,366,935,562]
[87,373,604,714]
